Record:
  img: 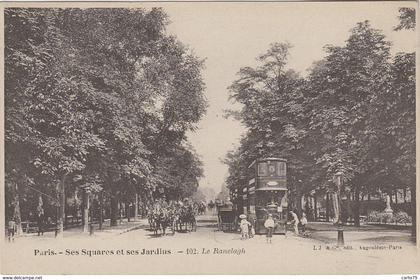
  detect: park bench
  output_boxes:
[21,221,39,233]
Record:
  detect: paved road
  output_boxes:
[2,214,419,275]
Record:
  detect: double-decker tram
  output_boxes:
[239,158,288,234]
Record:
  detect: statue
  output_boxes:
[384,194,393,214]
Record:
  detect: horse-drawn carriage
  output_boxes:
[194,201,207,215]
[216,202,238,232]
[148,205,197,236]
[148,209,176,236]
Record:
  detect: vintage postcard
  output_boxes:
[0,1,419,275]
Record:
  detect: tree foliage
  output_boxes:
[5,8,207,227]
[225,21,415,209]
[394,7,416,31]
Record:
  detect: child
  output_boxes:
[240,215,251,240]
[264,214,275,243]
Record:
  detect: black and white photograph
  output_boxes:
[1,1,418,275]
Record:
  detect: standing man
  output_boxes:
[8,218,16,242]
[36,200,45,236]
[289,210,299,235]
[300,212,308,234]
[37,212,45,236]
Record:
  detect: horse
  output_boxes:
[147,210,155,230]
[172,212,180,232]
[151,209,176,237]
[166,210,177,235]
[198,202,206,215]
[150,212,159,236]
[208,201,215,214]
[178,207,197,232]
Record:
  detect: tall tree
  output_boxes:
[5,8,207,233]
[225,20,415,233]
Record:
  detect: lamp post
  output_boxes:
[333,171,344,246]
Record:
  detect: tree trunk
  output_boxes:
[296,192,303,217]
[64,187,68,229]
[81,199,85,226]
[64,205,68,229]
[411,185,416,241]
[325,193,330,222]
[110,188,118,227]
[126,202,131,222]
[99,191,103,230]
[57,174,66,238]
[119,202,123,224]
[354,186,361,227]
[134,193,139,222]
[74,190,79,224]
[306,195,311,220]
[344,191,351,224]
[13,182,23,235]
[314,194,318,221]
[83,190,90,233]
[331,192,339,224]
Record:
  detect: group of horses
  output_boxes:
[196,202,206,215]
[147,204,201,236]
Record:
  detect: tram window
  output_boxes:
[277,162,286,176]
[406,188,411,202]
[256,192,283,206]
[258,162,268,176]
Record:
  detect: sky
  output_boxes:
[142,2,417,196]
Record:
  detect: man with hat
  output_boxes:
[289,210,299,235]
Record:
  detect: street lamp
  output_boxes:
[333,171,344,246]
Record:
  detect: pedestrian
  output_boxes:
[289,210,299,235]
[36,204,45,236]
[37,213,44,236]
[248,220,255,238]
[7,218,16,242]
[239,214,251,240]
[264,214,275,243]
[300,212,308,234]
